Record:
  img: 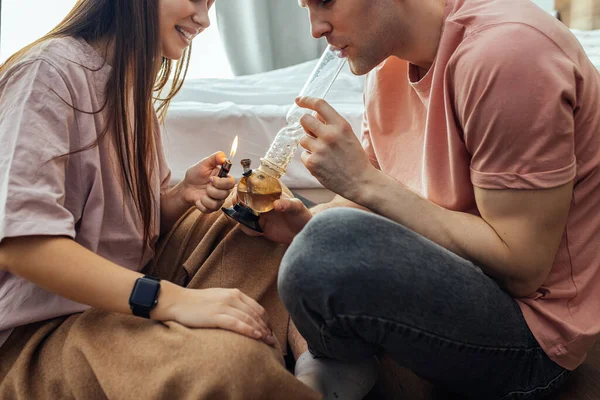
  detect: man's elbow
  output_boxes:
[504,267,550,298]
[505,280,541,298]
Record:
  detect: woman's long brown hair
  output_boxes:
[0,0,192,255]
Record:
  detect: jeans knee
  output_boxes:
[278,208,375,310]
[278,238,312,312]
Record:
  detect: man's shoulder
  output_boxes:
[448,0,556,32]
[448,0,580,62]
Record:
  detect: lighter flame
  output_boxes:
[230,135,239,158]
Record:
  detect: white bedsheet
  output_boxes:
[162,60,365,189]
[162,29,600,190]
[572,29,600,69]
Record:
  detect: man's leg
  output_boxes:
[279,208,568,400]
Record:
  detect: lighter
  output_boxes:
[218,135,238,178]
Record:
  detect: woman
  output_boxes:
[0,1,319,398]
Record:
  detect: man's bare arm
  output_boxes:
[353,170,572,298]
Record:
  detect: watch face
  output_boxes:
[133,279,159,308]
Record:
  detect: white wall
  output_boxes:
[0,0,232,79]
[533,0,555,13]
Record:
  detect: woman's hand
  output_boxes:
[181,152,236,213]
[296,96,377,202]
[163,286,277,347]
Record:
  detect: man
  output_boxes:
[245,0,600,399]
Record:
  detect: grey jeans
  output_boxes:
[278,208,569,400]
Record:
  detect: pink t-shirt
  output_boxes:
[0,37,171,347]
[363,0,600,370]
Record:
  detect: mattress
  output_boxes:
[162,60,365,189]
[572,29,600,69]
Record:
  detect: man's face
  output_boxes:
[299,0,399,75]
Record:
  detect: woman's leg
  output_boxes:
[279,208,568,400]
[0,201,318,399]
[147,200,291,352]
[0,309,320,400]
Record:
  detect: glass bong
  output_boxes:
[222,45,347,232]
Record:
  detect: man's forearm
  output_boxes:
[310,194,369,215]
[350,170,541,297]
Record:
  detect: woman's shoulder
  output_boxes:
[1,36,110,91]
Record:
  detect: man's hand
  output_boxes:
[181,152,236,213]
[234,186,313,244]
[296,96,377,202]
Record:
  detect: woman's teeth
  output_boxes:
[176,26,194,41]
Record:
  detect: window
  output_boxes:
[0,0,233,79]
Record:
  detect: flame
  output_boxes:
[230,135,239,158]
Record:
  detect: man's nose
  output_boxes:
[309,13,331,39]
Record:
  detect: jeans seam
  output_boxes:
[318,322,334,358]
[324,313,541,352]
[499,369,569,400]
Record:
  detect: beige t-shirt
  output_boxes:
[362,0,600,369]
[0,37,171,347]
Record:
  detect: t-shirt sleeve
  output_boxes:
[0,60,78,242]
[449,24,577,190]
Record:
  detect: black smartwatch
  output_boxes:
[129,275,161,319]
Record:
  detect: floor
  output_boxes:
[365,343,600,399]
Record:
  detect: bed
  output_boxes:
[162,60,364,196]
[162,28,600,200]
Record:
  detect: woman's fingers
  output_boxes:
[216,303,276,346]
[202,151,228,171]
[225,288,271,328]
[195,198,216,213]
[225,307,270,337]
[213,314,264,341]
[206,182,231,200]
[196,195,223,213]
[209,175,235,190]
[233,290,271,328]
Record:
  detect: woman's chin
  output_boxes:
[161,47,185,61]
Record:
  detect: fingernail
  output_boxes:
[254,330,262,339]
[209,177,214,183]
[266,334,276,345]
